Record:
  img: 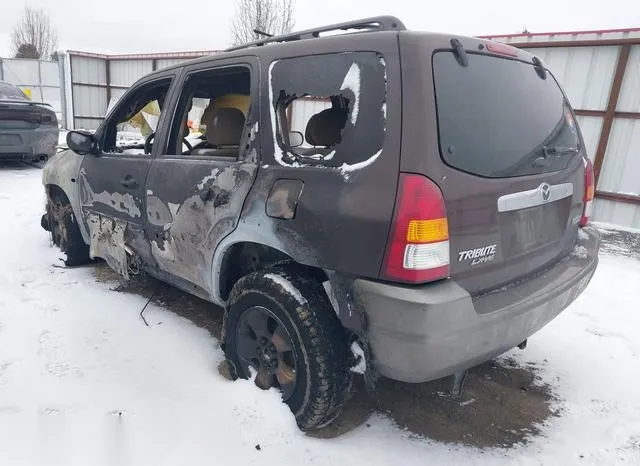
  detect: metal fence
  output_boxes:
[0,57,65,124]
[65,50,216,130]
[483,28,640,229]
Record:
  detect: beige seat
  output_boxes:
[191,106,246,157]
[295,107,348,157]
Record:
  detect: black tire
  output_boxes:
[224,267,353,430]
[46,191,90,266]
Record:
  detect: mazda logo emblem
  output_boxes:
[541,183,551,202]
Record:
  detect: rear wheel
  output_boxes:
[44,191,90,266]
[224,267,352,430]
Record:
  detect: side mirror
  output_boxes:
[67,130,96,155]
[289,131,304,148]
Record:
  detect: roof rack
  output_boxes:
[226,16,406,52]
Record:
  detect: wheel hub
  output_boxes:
[236,306,298,400]
[257,338,278,368]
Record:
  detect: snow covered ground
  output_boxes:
[1,164,639,465]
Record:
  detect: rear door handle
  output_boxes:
[120,175,139,189]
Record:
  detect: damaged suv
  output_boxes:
[41,16,600,430]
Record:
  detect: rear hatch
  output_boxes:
[398,33,586,295]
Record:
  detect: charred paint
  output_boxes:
[42,150,90,243]
[86,214,129,278]
[79,169,141,218]
[145,161,257,293]
[266,179,304,220]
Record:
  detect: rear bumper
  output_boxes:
[355,226,601,383]
[0,127,58,160]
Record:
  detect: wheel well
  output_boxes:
[218,242,327,301]
[45,184,70,204]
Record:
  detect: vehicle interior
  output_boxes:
[278,94,349,159]
[169,66,251,157]
[103,79,171,154]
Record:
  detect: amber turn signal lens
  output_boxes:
[406,218,449,243]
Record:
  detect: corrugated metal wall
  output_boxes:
[67,51,214,130]
[70,55,107,130]
[0,58,64,124]
[484,30,640,229]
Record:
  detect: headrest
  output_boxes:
[304,108,347,147]
[205,107,246,146]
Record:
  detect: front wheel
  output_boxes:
[44,192,90,266]
[224,268,352,430]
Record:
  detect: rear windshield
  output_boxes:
[0,82,28,100]
[432,52,580,178]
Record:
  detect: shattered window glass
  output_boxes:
[269,52,387,172]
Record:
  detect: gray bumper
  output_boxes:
[356,227,601,383]
[0,127,58,160]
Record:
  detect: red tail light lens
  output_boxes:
[580,158,595,227]
[382,174,450,283]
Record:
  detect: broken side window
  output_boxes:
[166,66,251,158]
[280,96,346,159]
[269,52,387,171]
[101,78,172,155]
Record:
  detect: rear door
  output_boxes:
[400,35,586,295]
[143,58,260,295]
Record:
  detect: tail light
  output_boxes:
[580,158,595,227]
[382,173,450,283]
[25,112,42,125]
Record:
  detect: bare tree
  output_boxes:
[11,7,58,59]
[231,0,295,46]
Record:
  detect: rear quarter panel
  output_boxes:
[235,33,403,279]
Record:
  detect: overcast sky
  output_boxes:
[1,0,639,57]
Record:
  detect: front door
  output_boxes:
[78,74,176,276]
[144,61,259,295]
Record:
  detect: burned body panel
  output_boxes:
[42,150,90,243]
[78,154,154,274]
[241,38,402,283]
[86,214,129,277]
[145,160,258,294]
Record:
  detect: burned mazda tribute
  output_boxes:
[40,16,601,430]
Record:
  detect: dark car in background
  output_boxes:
[0,80,58,164]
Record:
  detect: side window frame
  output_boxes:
[267,51,387,168]
[160,58,259,162]
[95,72,178,157]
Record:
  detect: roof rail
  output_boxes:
[226,16,406,52]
